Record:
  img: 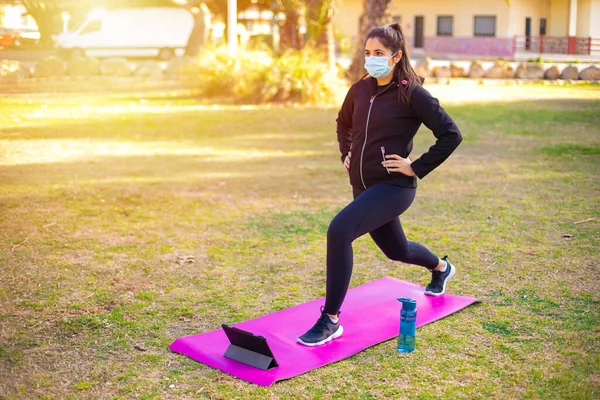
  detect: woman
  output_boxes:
[298,23,462,346]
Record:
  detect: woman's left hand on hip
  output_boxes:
[382,154,416,176]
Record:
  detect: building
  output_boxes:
[335,0,600,58]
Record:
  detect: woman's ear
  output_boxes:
[394,50,403,64]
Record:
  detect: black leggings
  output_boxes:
[324,183,440,315]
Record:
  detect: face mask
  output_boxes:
[364,53,397,79]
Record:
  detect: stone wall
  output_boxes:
[421,57,599,82]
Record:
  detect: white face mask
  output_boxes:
[364,52,397,78]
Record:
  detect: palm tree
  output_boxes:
[346,0,392,81]
[305,0,336,68]
[305,0,334,47]
[277,0,303,50]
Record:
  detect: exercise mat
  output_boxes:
[169,277,478,386]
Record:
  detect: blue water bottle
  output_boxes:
[397,298,417,353]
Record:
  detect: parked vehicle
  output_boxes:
[53,7,195,60]
[0,28,18,48]
[0,27,40,48]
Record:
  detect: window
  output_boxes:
[525,17,532,49]
[414,16,424,48]
[540,18,547,35]
[80,20,102,34]
[474,16,496,37]
[437,16,453,36]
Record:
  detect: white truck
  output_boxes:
[54,7,196,60]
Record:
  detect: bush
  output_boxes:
[0,59,31,81]
[190,46,339,104]
[34,56,65,78]
[264,48,338,104]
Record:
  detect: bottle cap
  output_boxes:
[397,297,417,310]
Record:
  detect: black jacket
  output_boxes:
[336,77,462,189]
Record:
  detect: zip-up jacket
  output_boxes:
[336,77,462,189]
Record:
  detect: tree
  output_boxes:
[276,0,302,50]
[305,0,336,68]
[305,0,333,47]
[346,0,392,81]
[0,1,74,49]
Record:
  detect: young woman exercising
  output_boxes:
[298,23,462,346]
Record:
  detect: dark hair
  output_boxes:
[364,23,421,104]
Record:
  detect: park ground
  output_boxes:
[0,83,599,399]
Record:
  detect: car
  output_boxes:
[0,28,19,48]
[0,27,40,48]
[15,28,41,48]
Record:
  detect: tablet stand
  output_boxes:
[222,324,278,370]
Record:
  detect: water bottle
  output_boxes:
[397,297,417,353]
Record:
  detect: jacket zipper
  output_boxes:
[359,83,395,189]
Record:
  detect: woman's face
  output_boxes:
[364,37,401,66]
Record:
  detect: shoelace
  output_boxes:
[307,313,331,335]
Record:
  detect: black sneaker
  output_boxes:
[425,256,456,296]
[297,307,343,346]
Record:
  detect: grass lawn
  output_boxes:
[1,84,599,399]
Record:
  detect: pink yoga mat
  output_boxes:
[169,277,478,386]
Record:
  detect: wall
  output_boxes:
[508,0,551,36]
[424,37,515,57]
[549,0,569,35]
[335,0,512,41]
[589,0,600,37]
[389,0,511,38]
[577,0,591,36]
[335,0,364,43]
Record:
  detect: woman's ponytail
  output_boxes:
[390,23,420,104]
[389,22,402,33]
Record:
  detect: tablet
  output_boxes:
[221,324,279,370]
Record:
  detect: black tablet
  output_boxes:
[221,324,279,370]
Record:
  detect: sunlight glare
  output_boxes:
[0,139,327,166]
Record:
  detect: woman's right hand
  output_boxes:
[344,151,351,172]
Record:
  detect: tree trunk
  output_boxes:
[21,0,60,50]
[278,0,303,50]
[346,0,393,81]
[34,17,56,50]
[184,6,209,57]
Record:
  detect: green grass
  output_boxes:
[1,85,599,399]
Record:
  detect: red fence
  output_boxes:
[514,36,600,55]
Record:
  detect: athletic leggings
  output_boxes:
[324,183,440,315]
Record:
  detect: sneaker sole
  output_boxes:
[424,264,456,296]
[296,325,344,347]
